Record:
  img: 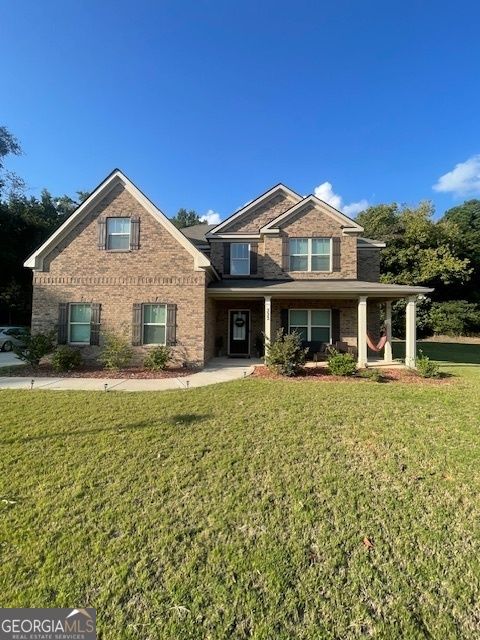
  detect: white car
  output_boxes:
[0,326,29,351]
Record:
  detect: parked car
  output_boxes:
[0,326,30,352]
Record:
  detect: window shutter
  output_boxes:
[332,237,341,272]
[280,309,289,335]
[166,304,177,346]
[90,303,101,346]
[331,309,340,343]
[282,237,290,272]
[130,216,140,250]
[132,303,143,346]
[223,243,231,275]
[98,219,107,250]
[250,243,258,275]
[57,303,69,344]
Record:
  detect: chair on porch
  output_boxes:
[304,341,329,362]
[334,341,357,357]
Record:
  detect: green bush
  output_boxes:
[13,331,55,367]
[429,300,480,336]
[327,349,357,376]
[416,351,440,378]
[51,346,83,372]
[359,367,384,382]
[265,328,307,376]
[144,346,171,371]
[99,331,133,370]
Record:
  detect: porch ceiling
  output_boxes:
[207,279,433,300]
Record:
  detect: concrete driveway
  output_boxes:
[0,351,24,367]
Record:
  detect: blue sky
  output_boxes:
[2,1,480,222]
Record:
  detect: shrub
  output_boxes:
[429,300,480,336]
[51,346,83,372]
[359,367,384,382]
[13,331,55,367]
[144,346,171,371]
[416,351,440,378]
[327,348,357,377]
[99,331,133,370]
[265,328,307,376]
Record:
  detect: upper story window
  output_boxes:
[107,217,131,250]
[230,243,250,275]
[69,303,92,344]
[289,238,332,272]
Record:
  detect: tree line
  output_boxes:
[1,126,479,335]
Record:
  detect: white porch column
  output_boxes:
[384,301,393,363]
[264,296,272,362]
[357,296,368,367]
[405,296,417,368]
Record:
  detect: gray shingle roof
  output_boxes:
[208,279,432,298]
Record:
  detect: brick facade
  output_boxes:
[219,192,297,234]
[357,249,381,282]
[31,183,208,366]
[28,174,384,366]
[210,200,367,281]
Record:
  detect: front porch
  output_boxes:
[207,279,434,368]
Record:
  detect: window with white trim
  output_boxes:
[69,303,92,344]
[143,304,166,345]
[289,238,332,272]
[289,309,331,343]
[107,217,131,250]
[230,243,250,275]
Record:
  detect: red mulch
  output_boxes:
[2,364,194,379]
[252,366,454,385]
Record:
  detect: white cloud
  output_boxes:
[200,209,222,225]
[343,199,370,216]
[314,181,369,216]
[433,155,480,196]
[314,181,343,210]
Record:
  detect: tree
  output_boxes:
[0,126,24,197]
[0,191,78,324]
[170,208,202,228]
[441,200,480,301]
[356,201,472,295]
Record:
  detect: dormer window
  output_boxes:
[107,217,131,250]
[289,238,332,272]
[230,243,250,275]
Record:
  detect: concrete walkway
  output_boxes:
[0,358,260,392]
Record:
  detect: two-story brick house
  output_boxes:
[24,170,432,368]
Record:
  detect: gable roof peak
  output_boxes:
[260,193,364,233]
[208,182,303,235]
[24,169,211,271]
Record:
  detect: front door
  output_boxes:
[229,310,250,357]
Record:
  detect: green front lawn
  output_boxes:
[393,340,480,365]
[1,365,480,638]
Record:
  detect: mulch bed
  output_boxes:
[252,366,454,385]
[0,364,195,379]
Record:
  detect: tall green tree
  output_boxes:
[440,199,480,301]
[356,201,472,296]
[170,208,202,228]
[0,126,24,197]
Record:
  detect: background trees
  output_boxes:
[357,201,480,335]
[170,207,202,228]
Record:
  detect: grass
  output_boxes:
[393,340,480,365]
[1,359,480,638]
